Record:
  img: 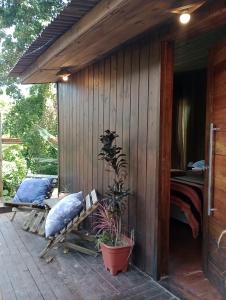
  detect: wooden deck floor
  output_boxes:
[0,214,177,300]
[160,220,224,300]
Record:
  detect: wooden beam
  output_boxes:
[63,241,98,257]
[0,206,12,214]
[158,41,174,279]
[2,138,22,145]
[21,0,134,83]
[3,202,45,209]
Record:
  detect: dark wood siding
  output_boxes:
[58,36,161,276]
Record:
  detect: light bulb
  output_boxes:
[179,13,191,25]
[62,75,69,82]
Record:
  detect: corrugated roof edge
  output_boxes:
[9,0,100,77]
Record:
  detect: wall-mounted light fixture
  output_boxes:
[179,12,191,25]
[56,68,72,82]
[170,1,205,25]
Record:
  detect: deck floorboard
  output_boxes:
[0,214,177,300]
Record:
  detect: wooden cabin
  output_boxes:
[10,0,226,298]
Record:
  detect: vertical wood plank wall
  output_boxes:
[58,36,161,276]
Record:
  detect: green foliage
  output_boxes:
[2,145,27,197]
[0,0,66,175]
[3,84,58,174]
[0,0,67,97]
[96,231,114,248]
[30,158,58,175]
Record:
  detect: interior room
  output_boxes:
[169,64,206,299]
[165,26,226,299]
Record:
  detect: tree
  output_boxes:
[2,144,28,197]
[3,84,58,174]
[0,1,67,175]
[0,0,67,97]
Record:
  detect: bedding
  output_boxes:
[171,178,203,238]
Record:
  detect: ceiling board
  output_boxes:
[175,25,226,72]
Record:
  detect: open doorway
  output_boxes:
[169,64,207,299]
[160,27,226,300]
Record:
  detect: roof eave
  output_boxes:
[15,0,175,84]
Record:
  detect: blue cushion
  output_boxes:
[13,178,52,206]
[192,160,205,169]
[45,192,84,238]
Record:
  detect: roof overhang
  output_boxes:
[10,0,226,84]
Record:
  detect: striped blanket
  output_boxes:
[171,179,203,238]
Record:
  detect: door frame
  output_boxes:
[157,40,174,278]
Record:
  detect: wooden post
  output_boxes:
[0,113,3,198]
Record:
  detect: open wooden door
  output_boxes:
[204,39,226,296]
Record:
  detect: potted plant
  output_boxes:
[95,130,134,276]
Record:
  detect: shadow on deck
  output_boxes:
[0,214,178,300]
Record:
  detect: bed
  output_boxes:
[170,172,204,238]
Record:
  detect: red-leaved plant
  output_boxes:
[94,202,122,247]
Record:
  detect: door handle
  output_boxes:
[207,123,219,216]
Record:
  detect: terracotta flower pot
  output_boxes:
[100,235,134,276]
